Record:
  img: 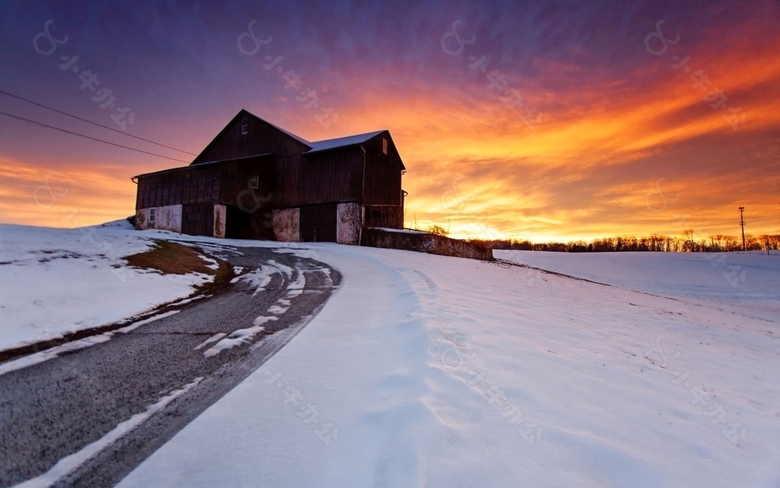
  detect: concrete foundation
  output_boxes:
[213,205,226,238]
[336,203,362,245]
[272,208,300,242]
[135,205,182,232]
[361,228,493,261]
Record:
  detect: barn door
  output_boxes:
[300,204,337,242]
[225,205,250,239]
[181,203,214,237]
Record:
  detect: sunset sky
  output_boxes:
[1,1,778,242]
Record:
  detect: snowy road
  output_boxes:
[0,247,340,488]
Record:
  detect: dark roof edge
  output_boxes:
[134,153,273,179]
[303,142,366,156]
[304,130,388,155]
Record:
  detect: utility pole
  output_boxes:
[738,206,746,251]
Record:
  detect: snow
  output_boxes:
[202,317,276,358]
[495,250,780,322]
[94,218,135,230]
[117,244,780,488]
[198,254,219,271]
[237,265,277,295]
[193,333,227,351]
[267,259,293,278]
[0,224,214,351]
[306,130,385,154]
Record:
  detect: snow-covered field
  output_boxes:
[114,240,780,487]
[496,250,780,323]
[0,222,214,351]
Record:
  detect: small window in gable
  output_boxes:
[382,138,388,155]
[149,208,156,223]
[250,173,259,189]
[241,118,249,135]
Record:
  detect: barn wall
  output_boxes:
[363,154,402,207]
[218,156,275,210]
[272,208,300,242]
[362,139,403,207]
[136,166,221,209]
[181,203,214,237]
[277,149,363,207]
[192,113,309,164]
[213,205,227,238]
[134,205,182,232]
[359,133,404,228]
[337,203,362,245]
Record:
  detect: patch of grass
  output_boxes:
[126,240,215,275]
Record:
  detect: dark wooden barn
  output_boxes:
[132,110,406,244]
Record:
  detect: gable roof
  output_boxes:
[189,109,394,163]
[305,130,386,154]
[133,153,273,179]
[266,120,311,146]
[190,109,312,165]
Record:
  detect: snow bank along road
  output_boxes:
[0,246,340,488]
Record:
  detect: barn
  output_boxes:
[132,109,406,244]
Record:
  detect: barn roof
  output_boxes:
[305,130,386,154]
[267,120,311,146]
[132,153,273,179]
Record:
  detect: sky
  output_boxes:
[0,0,778,242]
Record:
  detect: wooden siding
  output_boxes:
[217,156,276,210]
[299,204,338,242]
[361,132,404,228]
[181,203,214,237]
[288,149,364,207]
[135,165,221,209]
[361,133,403,208]
[191,111,309,164]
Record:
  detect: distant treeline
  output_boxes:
[469,234,780,253]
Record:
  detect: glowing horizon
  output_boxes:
[1,1,778,242]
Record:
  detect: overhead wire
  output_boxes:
[0,89,196,156]
[0,110,191,163]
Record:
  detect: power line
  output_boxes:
[0,110,190,163]
[0,89,196,156]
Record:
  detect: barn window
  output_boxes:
[382,138,388,155]
[149,208,156,223]
[241,118,249,135]
[250,173,259,189]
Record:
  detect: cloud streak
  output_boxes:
[0,0,778,240]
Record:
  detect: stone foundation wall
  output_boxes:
[361,228,493,261]
[213,205,226,238]
[272,208,300,242]
[337,203,362,245]
[135,205,182,233]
